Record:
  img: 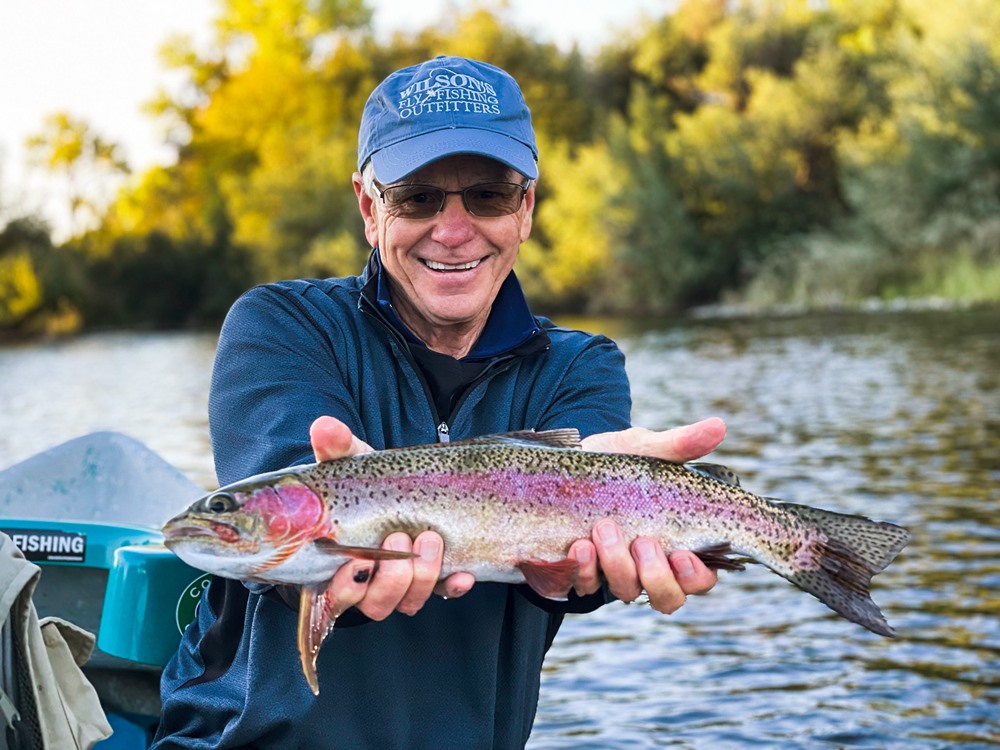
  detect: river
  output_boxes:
[1,309,997,748]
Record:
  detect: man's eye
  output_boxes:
[470,188,500,201]
[390,188,439,206]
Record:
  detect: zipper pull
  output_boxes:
[437,422,450,443]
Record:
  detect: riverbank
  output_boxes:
[689,294,990,320]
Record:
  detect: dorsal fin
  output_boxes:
[408,429,582,451]
[467,429,581,449]
[687,462,742,487]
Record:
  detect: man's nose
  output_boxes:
[430,193,477,245]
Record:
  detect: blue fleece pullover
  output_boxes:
[152,254,631,749]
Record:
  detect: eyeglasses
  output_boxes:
[376,181,529,219]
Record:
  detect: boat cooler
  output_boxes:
[0,432,208,748]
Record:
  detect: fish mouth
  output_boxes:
[162,517,241,548]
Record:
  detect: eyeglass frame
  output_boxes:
[374,179,531,219]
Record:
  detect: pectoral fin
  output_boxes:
[314,538,418,560]
[517,558,579,600]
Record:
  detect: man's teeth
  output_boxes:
[423,259,482,271]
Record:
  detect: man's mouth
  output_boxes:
[422,258,483,272]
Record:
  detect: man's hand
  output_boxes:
[309,416,474,621]
[569,418,726,612]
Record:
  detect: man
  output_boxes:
[153,56,724,749]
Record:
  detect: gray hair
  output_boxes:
[360,161,379,199]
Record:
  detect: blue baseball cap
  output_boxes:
[358,56,539,184]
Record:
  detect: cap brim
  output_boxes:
[370,128,538,184]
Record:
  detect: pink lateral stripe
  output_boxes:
[362,470,711,515]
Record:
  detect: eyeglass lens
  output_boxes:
[380,183,526,218]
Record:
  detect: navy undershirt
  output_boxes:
[406,343,490,422]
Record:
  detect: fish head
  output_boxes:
[162,471,329,581]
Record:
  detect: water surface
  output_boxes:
[537,310,999,749]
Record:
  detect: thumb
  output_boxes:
[310,416,373,461]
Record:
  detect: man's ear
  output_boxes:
[519,183,536,243]
[353,172,379,248]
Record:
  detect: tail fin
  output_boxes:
[775,502,911,637]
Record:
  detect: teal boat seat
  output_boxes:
[0,432,207,723]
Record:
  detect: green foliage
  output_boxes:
[0,217,88,334]
[820,0,1000,308]
[15,0,1000,332]
[73,230,253,328]
[517,137,621,308]
[0,249,41,328]
[741,229,894,308]
[606,106,705,312]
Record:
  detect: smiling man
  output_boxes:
[153,56,724,749]
[356,154,532,357]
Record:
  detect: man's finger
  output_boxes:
[326,559,377,615]
[642,418,726,462]
[356,532,414,621]
[310,415,374,461]
[631,538,685,614]
[593,519,642,602]
[397,531,444,616]
[581,418,726,463]
[433,572,475,599]
[669,551,718,596]
[568,539,601,596]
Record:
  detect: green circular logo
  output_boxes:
[175,573,212,634]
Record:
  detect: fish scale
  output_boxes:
[162,428,911,695]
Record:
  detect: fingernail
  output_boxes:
[597,522,618,546]
[418,537,440,562]
[636,539,658,563]
[674,554,695,578]
[388,535,409,552]
[575,545,592,565]
[353,567,372,584]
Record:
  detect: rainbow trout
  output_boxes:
[162,429,911,694]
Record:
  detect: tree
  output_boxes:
[25,113,129,237]
[0,218,51,331]
[832,0,1000,299]
[53,0,1000,327]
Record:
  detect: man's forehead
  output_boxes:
[399,154,515,184]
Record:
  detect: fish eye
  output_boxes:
[206,492,237,514]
